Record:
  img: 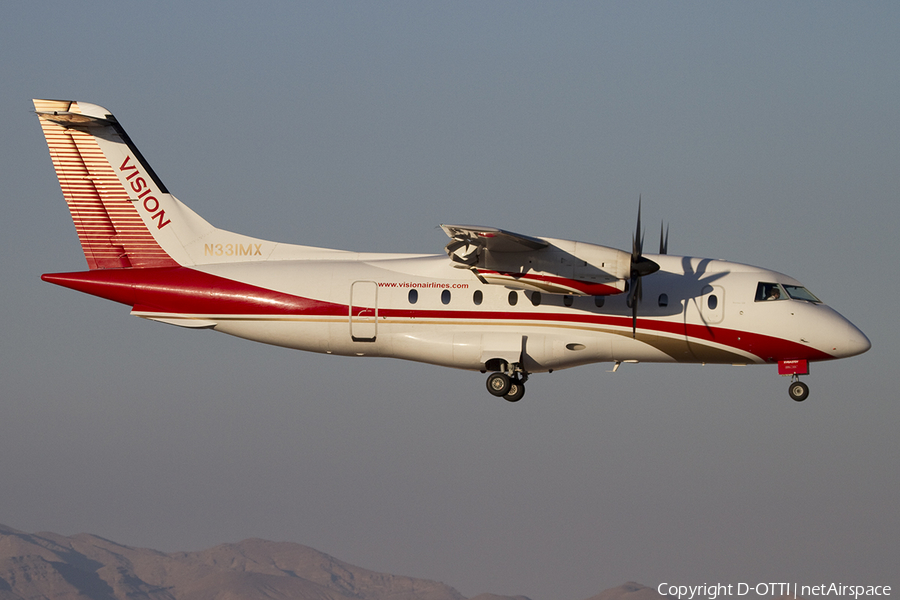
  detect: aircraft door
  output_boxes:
[700,285,725,324]
[350,281,378,342]
[685,284,735,362]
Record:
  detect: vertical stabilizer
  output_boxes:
[34,99,214,268]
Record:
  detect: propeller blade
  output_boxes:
[627,196,659,338]
[659,221,668,255]
[633,195,644,259]
[630,276,642,337]
[632,297,638,337]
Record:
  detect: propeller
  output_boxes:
[659,221,669,255]
[626,197,660,338]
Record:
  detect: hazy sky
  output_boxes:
[1,3,897,599]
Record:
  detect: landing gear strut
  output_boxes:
[788,376,809,402]
[485,362,528,402]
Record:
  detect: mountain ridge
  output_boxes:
[0,524,666,600]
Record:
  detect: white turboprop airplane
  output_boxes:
[34,99,870,402]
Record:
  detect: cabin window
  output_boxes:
[408,289,418,304]
[594,296,605,308]
[564,295,574,307]
[658,293,668,307]
[441,289,451,305]
[508,291,518,306]
[708,294,718,310]
[531,291,542,306]
[473,290,483,305]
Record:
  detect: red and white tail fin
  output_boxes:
[34,99,218,269]
[36,99,355,268]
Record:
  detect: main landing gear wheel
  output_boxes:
[789,380,809,402]
[486,372,512,397]
[504,380,525,403]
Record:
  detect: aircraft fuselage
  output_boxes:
[44,251,869,374]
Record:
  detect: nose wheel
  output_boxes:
[788,377,809,402]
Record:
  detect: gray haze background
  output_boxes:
[1,3,897,599]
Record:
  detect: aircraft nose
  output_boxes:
[847,322,871,356]
[832,318,871,358]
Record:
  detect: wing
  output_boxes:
[440,224,631,296]
[441,224,548,259]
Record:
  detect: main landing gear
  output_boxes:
[788,376,810,402]
[485,363,529,402]
[486,372,527,402]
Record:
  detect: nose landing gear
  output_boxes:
[780,360,810,402]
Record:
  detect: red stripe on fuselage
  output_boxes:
[41,267,346,316]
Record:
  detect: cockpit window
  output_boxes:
[756,282,785,301]
[783,285,821,303]
[755,282,821,303]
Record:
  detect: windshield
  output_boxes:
[756,282,821,303]
[783,285,821,303]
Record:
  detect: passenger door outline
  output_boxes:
[350,280,378,342]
